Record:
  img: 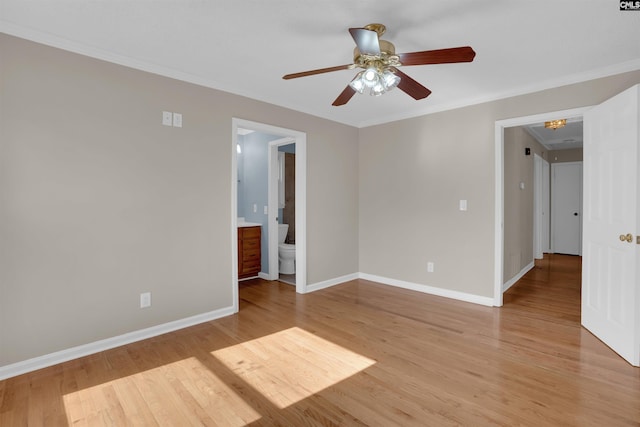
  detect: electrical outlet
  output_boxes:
[140,292,151,308]
[264,205,268,215]
[427,262,434,273]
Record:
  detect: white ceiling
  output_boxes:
[525,119,584,151]
[2,1,640,128]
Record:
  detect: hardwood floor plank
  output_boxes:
[1,255,639,425]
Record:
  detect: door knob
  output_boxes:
[619,233,633,243]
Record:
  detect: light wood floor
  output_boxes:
[2,254,639,426]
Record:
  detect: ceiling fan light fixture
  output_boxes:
[349,71,366,93]
[362,67,379,88]
[370,81,386,96]
[350,67,400,97]
[381,69,400,91]
[545,119,567,130]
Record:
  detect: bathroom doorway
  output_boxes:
[268,139,296,286]
[231,118,307,313]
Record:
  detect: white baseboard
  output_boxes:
[305,273,360,293]
[0,269,505,380]
[502,261,535,292]
[0,305,235,381]
[304,271,494,306]
[359,273,494,307]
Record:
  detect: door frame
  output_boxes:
[494,106,590,306]
[533,153,550,259]
[267,137,295,282]
[231,118,307,313]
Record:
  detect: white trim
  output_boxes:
[268,138,295,281]
[359,273,494,307]
[0,306,235,381]
[294,135,307,295]
[258,272,270,280]
[502,261,535,293]
[534,154,543,260]
[494,106,591,307]
[302,271,495,306]
[533,154,551,259]
[355,60,640,128]
[305,273,360,293]
[231,121,240,313]
[494,122,505,307]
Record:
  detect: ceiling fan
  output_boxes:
[282,23,476,106]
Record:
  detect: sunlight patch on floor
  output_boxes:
[211,327,376,409]
[63,356,261,426]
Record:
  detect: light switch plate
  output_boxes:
[172,113,182,128]
[459,200,468,211]
[162,111,172,126]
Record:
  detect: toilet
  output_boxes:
[278,224,296,274]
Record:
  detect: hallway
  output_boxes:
[503,253,582,324]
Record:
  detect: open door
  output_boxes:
[582,84,640,366]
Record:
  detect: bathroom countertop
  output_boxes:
[238,221,262,228]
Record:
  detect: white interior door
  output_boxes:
[551,162,583,255]
[582,84,640,367]
[542,160,550,253]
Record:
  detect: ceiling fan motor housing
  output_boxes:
[353,40,400,70]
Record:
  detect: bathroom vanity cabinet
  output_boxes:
[238,226,261,279]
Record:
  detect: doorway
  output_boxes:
[267,139,297,285]
[494,107,590,306]
[231,118,307,313]
[533,153,550,259]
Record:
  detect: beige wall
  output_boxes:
[550,148,583,163]
[0,34,359,366]
[358,105,496,294]
[359,70,640,298]
[503,127,546,282]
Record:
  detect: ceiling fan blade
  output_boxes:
[332,85,357,106]
[397,46,476,66]
[392,68,432,100]
[349,28,380,56]
[283,64,353,80]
